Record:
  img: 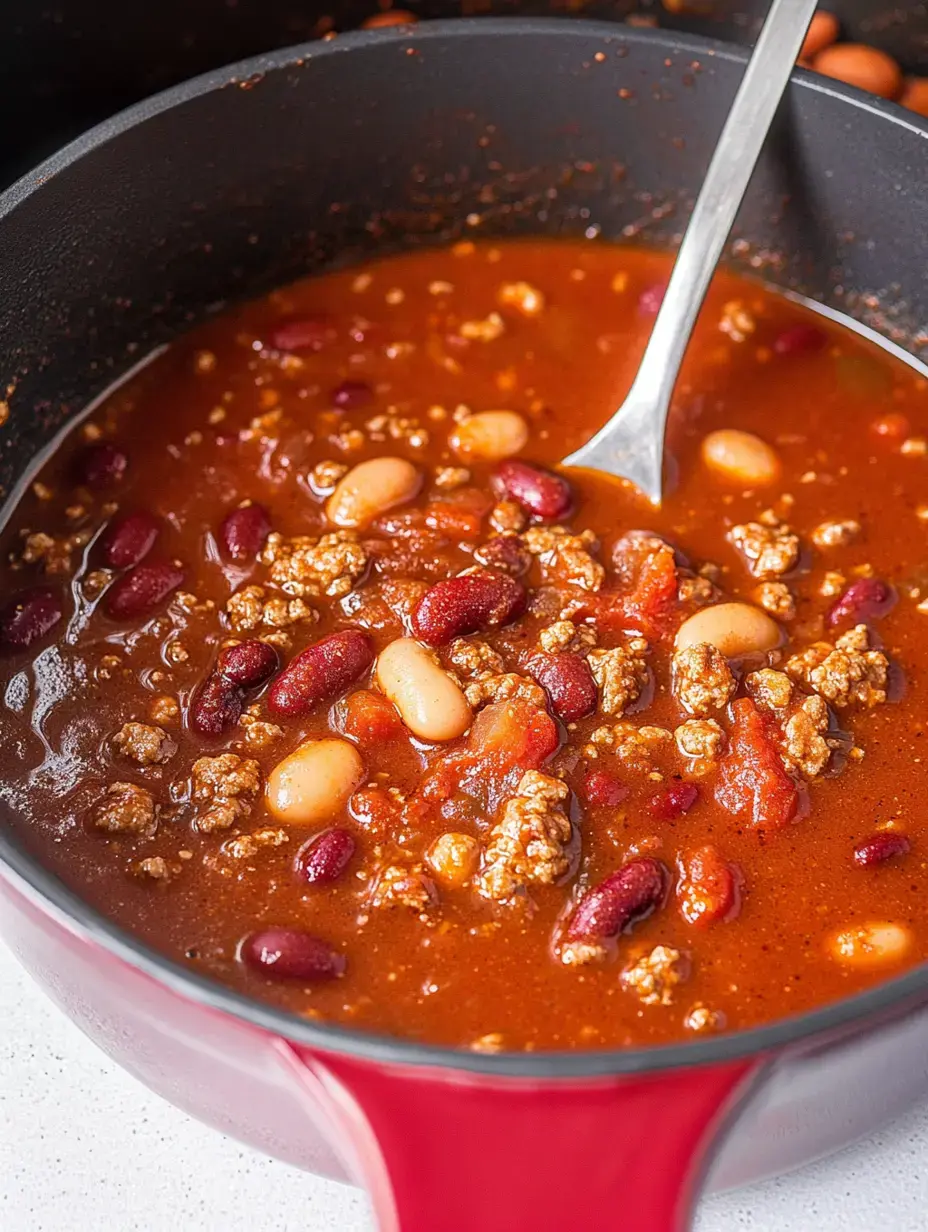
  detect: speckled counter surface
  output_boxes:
[2,942,927,1232]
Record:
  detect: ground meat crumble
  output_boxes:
[190,754,262,834]
[729,519,800,578]
[785,624,889,710]
[370,863,436,913]
[260,529,368,598]
[475,771,571,903]
[672,643,736,716]
[621,945,689,1005]
[523,526,605,592]
[226,584,316,644]
[588,641,649,717]
[112,722,174,766]
[91,782,159,836]
[675,718,725,760]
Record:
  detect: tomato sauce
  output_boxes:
[2,238,927,1052]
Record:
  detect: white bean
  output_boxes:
[266,738,364,825]
[326,457,421,528]
[375,637,472,742]
[828,921,913,969]
[675,602,781,659]
[450,410,529,462]
[701,429,780,486]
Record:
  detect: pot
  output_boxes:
[2,21,928,1231]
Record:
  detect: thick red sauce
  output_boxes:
[2,239,927,1052]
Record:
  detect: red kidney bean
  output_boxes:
[649,782,699,820]
[270,316,337,352]
[584,769,629,808]
[295,829,356,886]
[772,324,826,356]
[240,928,345,981]
[827,577,896,627]
[567,858,667,942]
[0,586,63,652]
[217,640,279,688]
[76,441,128,489]
[189,672,245,737]
[99,512,160,569]
[853,831,910,868]
[267,630,374,718]
[219,503,271,562]
[104,561,184,620]
[637,282,667,316]
[529,652,596,722]
[492,460,572,521]
[411,570,526,646]
[474,534,532,577]
[331,380,374,410]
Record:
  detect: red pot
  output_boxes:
[2,22,928,1230]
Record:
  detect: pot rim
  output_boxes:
[2,16,928,1079]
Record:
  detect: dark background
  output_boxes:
[3,1,927,188]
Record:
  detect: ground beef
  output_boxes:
[260,529,368,598]
[20,528,89,574]
[447,638,505,679]
[678,574,718,607]
[585,723,673,770]
[588,641,649,717]
[754,581,796,621]
[475,771,571,903]
[237,706,284,750]
[621,945,689,1005]
[812,519,861,549]
[523,526,605,592]
[226,584,316,645]
[190,754,262,834]
[729,519,800,578]
[675,718,725,760]
[370,863,436,912]
[112,722,174,766]
[746,669,832,778]
[91,782,158,836]
[221,827,289,859]
[134,855,173,880]
[746,668,794,712]
[718,300,756,343]
[538,619,597,655]
[489,500,527,534]
[785,624,888,709]
[672,643,736,716]
[464,672,547,711]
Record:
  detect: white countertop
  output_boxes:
[2,941,928,1232]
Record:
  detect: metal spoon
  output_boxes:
[562,0,819,504]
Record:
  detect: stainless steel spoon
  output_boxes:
[562,0,819,504]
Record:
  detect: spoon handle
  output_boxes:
[563,0,819,503]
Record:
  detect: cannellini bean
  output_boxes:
[450,411,529,462]
[828,921,913,969]
[675,602,781,659]
[375,637,472,742]
[326,457,421,528]
[266,737,364,825]
[812,44,903,100]
[426,832,480,886]
[701,429,780,486]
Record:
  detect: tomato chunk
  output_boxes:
[587,541,678,640]
[343,690,404,743]
[715,698,798,830]
[677,845,741,925]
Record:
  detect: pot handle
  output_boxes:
[276,1039,762,1232]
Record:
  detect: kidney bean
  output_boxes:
[529,652,596,722]
[99,512,160,569]
[637,282,667,316]
[189,672,245,737]
[104,561,184,620]
[217,640,279,688]
[772,324,826,356]
[492,460,572,521]
[75,441,128,489]
[827,578,896,628]
[331,380,374,410]
[649,782,699,820]
[853,831,911,868]
[584,769,629,808]
[240,928,345,981]
[0,586,63,652]
[474,534,532,577]
[295,829,357,886]
[566,857,667,942]
[219,503,271,562]
[677,845,740,926]
[268,630,374,718]
[411,570,526,646]
[270,316,337,353]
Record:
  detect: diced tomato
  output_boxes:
[349,786,403,836]
[424,502,483,541]
[715,698,798,830]
[677,845,741,926]
[585,542,678,640]
[343,690,404,743]
[584,769,629,807]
